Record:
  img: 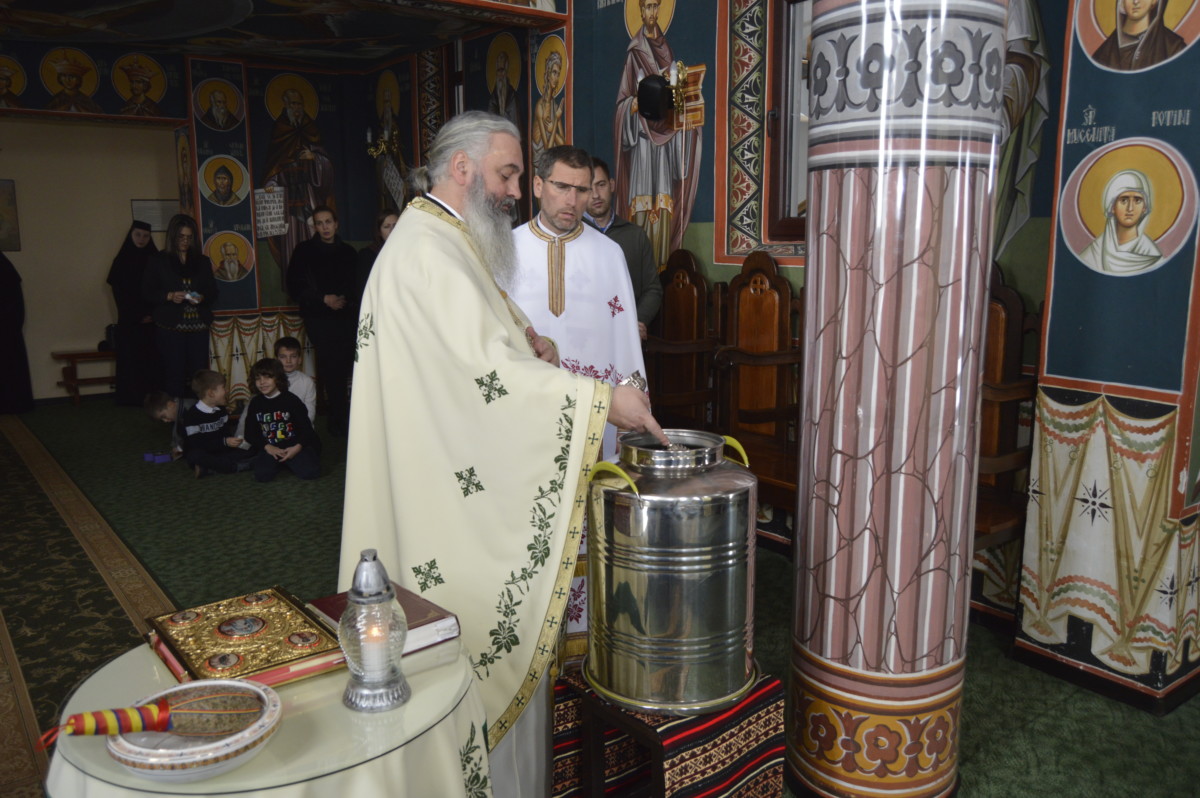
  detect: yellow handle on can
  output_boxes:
[723,436,750,467]
[589,461,639,495]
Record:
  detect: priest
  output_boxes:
[339,111,666,797]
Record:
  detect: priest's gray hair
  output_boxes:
[409,111,520,194]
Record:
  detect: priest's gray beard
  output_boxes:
[463,173,517,290]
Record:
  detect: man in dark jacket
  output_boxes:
[286,205,357,436]
[583,157,662,339]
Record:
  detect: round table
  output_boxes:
[46,641,488,797]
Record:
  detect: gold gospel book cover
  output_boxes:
[145,586,346,687]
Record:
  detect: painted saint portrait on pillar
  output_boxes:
[175,128,196,217]
[487,33,522,130]
[372,69,409,210]
[195,78,244,131]
[1078,0,1200,72]
[1060,138,1196,278]
[205,231,255,283]
[614,0,703,268]
[200,155,250,208]
[532,35,567,162]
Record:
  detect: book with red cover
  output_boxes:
[307,581,460,656]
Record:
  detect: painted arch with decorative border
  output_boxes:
[714,0,805,267]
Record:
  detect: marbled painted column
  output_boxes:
[788,2,1007,797]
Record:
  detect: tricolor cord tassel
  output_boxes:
[38,691,260,749]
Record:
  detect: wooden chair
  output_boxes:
[713,251,804,514]
[974,264,1038,550]
[643,250,724,432]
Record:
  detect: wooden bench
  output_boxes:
[51,349,117,405]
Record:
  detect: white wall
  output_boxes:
[0,116,177,399]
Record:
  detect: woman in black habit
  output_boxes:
[107,220,162,404]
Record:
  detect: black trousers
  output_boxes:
[303,316,355,433]
[252,447,320,482]
[157,327,209,400]
[185,447,252,474]
[115,320,162,405]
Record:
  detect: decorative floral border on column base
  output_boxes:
[787,651,961,798]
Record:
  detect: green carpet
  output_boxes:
[8,396,1200,797]
[0,429,143,731]
[19,398,347,608]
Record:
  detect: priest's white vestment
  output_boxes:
[339,197,608,796]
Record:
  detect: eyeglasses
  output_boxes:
[544,179,591,197]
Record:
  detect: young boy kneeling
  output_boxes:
[144,391,190,460]
[245,358,320,482]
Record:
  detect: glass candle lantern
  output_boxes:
[339,549,411,712]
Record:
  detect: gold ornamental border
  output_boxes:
[0,415,176,790]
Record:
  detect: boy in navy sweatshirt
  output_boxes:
[178,370,252,477]
[244,358,320,482]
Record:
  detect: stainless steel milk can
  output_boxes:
[585,429,758,715]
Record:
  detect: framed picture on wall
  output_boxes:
[0,179,19,251]
[131,199,181,232]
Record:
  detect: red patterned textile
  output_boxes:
[551,670,785,797]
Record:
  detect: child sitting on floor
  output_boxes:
[143,390,195,460]
[178,370,251,478]
[235,336,317,441]
[275,337,317,423]
[244,357,320,483]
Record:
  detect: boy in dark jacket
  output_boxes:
[178,370,251,478]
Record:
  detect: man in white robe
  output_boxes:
[511,145,647,460]
[510,145,649,666]
[338,112,665,797]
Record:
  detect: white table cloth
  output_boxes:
[46,641,489,797]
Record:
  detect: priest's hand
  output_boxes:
[526,326,560,367]
[609,385,670,447]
